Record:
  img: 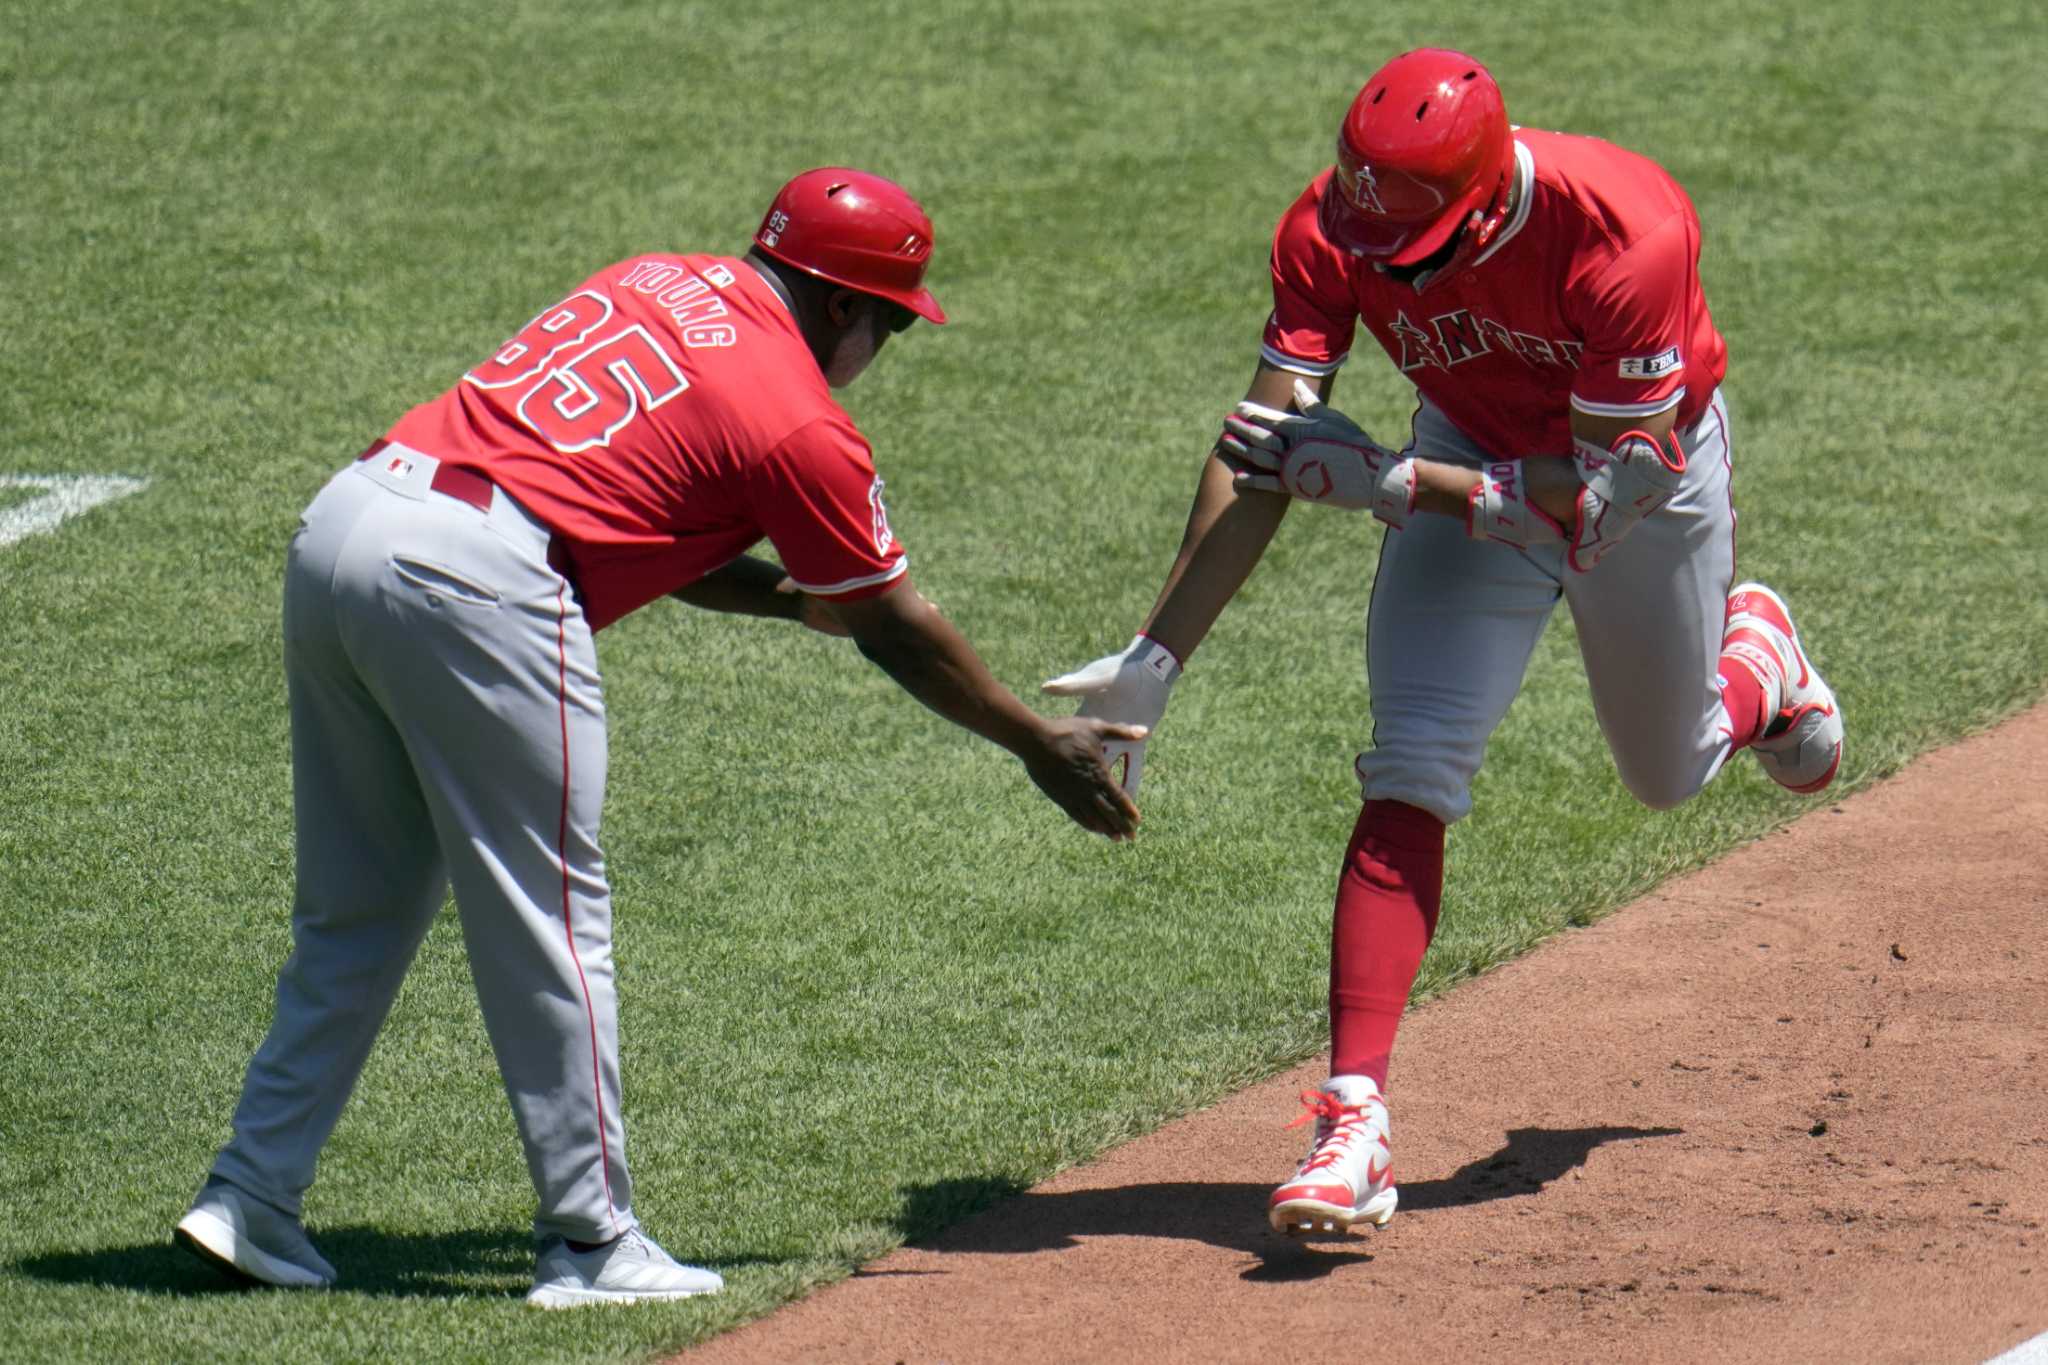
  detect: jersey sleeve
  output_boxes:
[1260,175,1358,377]
[746,416,908,601]
[1568,211,1697,421]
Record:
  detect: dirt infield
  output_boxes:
[683,706,2048,1365]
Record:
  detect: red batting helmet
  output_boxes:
[1320,49,1516,273]
[754,168,947,324]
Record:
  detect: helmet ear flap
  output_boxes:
[1465,144,1517,252]
[1411,173,1515,293]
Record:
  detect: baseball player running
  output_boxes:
[176,168,1144,1306]
[1046,49,1842,1238]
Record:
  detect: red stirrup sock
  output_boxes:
[1328,799,1446,1090]
[1716,656,1772,752]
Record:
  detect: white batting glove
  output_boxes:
[1218,378,1415,528]
[1041,634,1182,796]
[1568,428,1687,572]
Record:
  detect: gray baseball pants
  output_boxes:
[209,452,633,1243]
[1358,389,1738,824]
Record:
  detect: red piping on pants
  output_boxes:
[557,582,617,1237]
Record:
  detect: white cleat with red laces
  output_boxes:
[1721,582,1844,794]
[1268,1074,1397,1237]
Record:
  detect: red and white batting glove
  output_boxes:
[1219,379,1416,529]
[1466,459,1566,548]
[1568,428,1687,572]
[1041,634,1182,797]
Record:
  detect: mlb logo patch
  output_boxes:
[1619,346,1682,381]
[384,454,417,480]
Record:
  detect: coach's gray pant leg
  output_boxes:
[1359,514,1562,825]
[1563,391,1738,810]
[338,492,634,1245]
[213,472,450,1215]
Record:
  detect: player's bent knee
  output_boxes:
[1615,768,1707,812]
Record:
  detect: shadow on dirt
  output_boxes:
[1400,1124,1683,1211]
[890,1124,1682,1282]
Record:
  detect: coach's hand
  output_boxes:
[829,578,1146,841]
[1042,635,1182,796]
[1021,716,1149,840]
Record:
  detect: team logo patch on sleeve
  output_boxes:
[868,476,894,556]
[1619,346,1682,380]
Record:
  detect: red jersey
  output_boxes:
[385,253,905,631]
[1262,129,1728,458]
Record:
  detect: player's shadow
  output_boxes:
[12,1226,785,1300]
[891,1124,1681,1283]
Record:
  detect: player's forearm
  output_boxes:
[1139,455,1290,662]
[851,597,1048,757]
[1408,457,1578,525]
[670,555,803,620]
[1410,459,1482,518]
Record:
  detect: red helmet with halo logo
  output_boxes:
[1320,49,1516,282]
[754,168,947,324]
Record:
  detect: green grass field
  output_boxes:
[3,1,2043,1359]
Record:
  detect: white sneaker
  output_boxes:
[1722,582,1844,793]
[1267,1075,1397,1236]
[526,1228,724,1308]
[174,1178,336,1288]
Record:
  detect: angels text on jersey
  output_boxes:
[1385,306,1584,376]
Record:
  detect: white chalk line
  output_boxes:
[1987,1331,2048,1365]
[0,475,150,549]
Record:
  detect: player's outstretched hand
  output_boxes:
[1041,635,1183,796]
[1022,716,1148,840]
